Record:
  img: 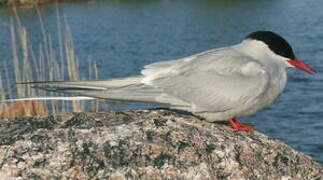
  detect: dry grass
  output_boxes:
[0,6,100,118]
[0,101,48,119]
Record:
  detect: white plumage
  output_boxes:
[18,31,316,131]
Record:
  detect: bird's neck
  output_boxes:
[233,39,288,68]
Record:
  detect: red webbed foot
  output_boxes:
[228,119,254,132]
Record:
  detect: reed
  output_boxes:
[0,6,100,118]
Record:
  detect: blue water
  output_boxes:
[0,0,322,163]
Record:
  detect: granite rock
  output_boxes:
[0,109,322,179]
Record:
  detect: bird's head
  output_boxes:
[246,31,316,75]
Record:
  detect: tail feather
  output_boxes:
[19,76,142,90]
[17,76,191,108]
[74,85,164,103]
[18,76,165,103]
[5,96,95,102]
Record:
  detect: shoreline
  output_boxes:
[0,0,89,7]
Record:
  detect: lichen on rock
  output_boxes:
[0,109,322,179]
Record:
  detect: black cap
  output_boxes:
[246,31,295,59]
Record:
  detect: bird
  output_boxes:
[21,31,316,132]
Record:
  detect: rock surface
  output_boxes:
[0,109,322,179]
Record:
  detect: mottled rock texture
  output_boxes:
[0,109,322,179]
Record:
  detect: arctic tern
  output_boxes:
[21,31,316,132]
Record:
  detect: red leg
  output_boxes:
[228,119,254,132]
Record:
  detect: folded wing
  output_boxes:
[20,48,269,114]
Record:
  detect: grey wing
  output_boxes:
[141,48,270,113]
